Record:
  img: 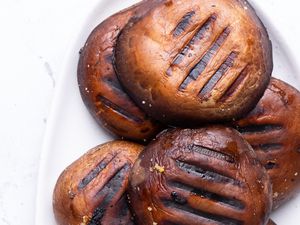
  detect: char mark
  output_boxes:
[199,52,238,98]
[102,76,127,96]
[236,124,283,134]
[180,27,231,90]
[97,95,143,123]
[253,143,283,151]
[189,144,235,163]
[105,54,113,63]
[161,198,243,225]
[78,154,116,191]
[219,66,248,102]
[176,160,241,186]
[170,15,217,69]
[173,11,196,37]
[116,194,131,218]
[264,161,278,170]
[169,181,245,210]
[88,164,130,225]
[112,194,133,225]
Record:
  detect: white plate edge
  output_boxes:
[34,1,102,223]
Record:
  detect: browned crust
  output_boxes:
[53,141,143,225]
[232,78,300,209]
[115,0,272,126]
[128,127,272,225]
[77,0,163,142]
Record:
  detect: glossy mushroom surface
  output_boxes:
[78,0,162,142]
[129,127,272,225]
[53,141,143,225]
[233,78,300,209]
[115,0,272,125]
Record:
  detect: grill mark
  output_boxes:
[189,144,235,163]
[104,54,113,63]
[102,77,126,96]
[180,27,231,90]
[171,15,217,67]
[116,194,131,218]
[97,95,143,123]
[236,124,283,134]
[161,199,243,225]
[169,181,245,210]
[264,161,278,170]
[218,66,248,102]
[78,154,117,191]
[176,160,241,186]
[253,143,283,151]
[170,190,188,205]
[114,194,134,225]
[173,11,196,37]
[88,164,130,225]
[199,52,238,98]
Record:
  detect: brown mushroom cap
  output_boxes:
[129,127,272,225]
[115,0,272,126]
[53,141,143,225]
[77,0,163,142]
[233,78,300,209]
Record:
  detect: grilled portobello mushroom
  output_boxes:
[53,141,142,225]
[233,78,300,209]
[115,0,272,125]
[78,0,163,142]
[128,127,272,225]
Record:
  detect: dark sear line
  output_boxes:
[236,124,283,134]
[179,27,231,90]
[173,11,196,37]
[102,76,127,96]
[218,65,248,102]
[199,52,238,98]
[161,198,244,225]
[78,154,117,191]
[114,194,134,225]
[176,160,242,186]
[253,143,283,151]
[104,54,113,63]
[116,194,131,218]
[88,164,130,225]
[170,15,217,68]
[97,95,144,123]
[169,181,245,210]
[189,144,235,163]
[264,161,278,170]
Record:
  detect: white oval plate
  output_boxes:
[35,0,300,224]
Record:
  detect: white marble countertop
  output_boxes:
[0,0,299,225]
[0,0,100,224]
